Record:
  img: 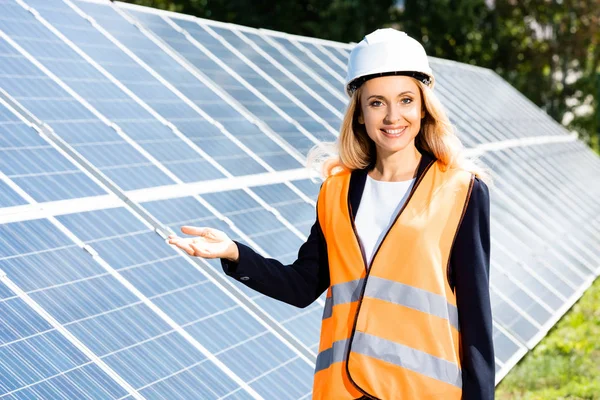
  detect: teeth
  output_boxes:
[383,127,406,134]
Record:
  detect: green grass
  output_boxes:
[495,277,600,399]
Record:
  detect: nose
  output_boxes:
[384,102,402,125]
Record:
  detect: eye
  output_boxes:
[369,100,384,107]
[400,97,413,104]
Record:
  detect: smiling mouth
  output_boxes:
[381,127,407,136]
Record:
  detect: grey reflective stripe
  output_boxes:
[322,278,364,320]
[364,276,460,331]
[331,278,364,304]
[322,296,333,319]
[314,339,350,373]
[352,332,462,388]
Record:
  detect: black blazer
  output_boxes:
[221,152,495,399]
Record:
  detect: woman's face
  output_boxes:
[358,75,425,157]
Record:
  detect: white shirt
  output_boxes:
[354,175,416,266]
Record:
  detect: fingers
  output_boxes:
[181,226,209,237]
[167,236,195,256]
[167,235,217,259]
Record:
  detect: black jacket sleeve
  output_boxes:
[450,177,495,399]
[220,207,330,308]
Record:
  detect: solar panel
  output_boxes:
[0,0,599,397]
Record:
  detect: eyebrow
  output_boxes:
[367,91,414,101]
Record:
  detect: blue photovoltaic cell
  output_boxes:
[1,0,227,184]
[0,1,176,191]
[250,183,316,235]
[141,195,323,353]
[55,206,314,399]
[0,101,107,203]
[299,42,346,79]
[0,284,128,399]
[322,44,349,64]
[433,64,563,141]
[209,26,342,130]
[176,21,336,142]
[0,180,27,208]
[0,218,254,400]
[290,179,321,201]
[269,36,345,92]
[240,31,347,113]
[70,0,301,172]
[493,324,523,366]
[122,9,320,156]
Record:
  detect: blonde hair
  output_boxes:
[307,79,492,185]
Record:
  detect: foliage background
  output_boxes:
[122,0,600,153]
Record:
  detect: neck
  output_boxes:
[370,144,422,182]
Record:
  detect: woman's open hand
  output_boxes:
[168,226,239,262]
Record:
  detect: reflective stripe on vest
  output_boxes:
[313,161,473,400]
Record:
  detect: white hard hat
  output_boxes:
[345,28,434,97]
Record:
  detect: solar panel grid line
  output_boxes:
[487,156,590,248]
[483,71,556,125]
[489,263,555,315]
[491,187,593,280]
[173,256,318,365]
[491,224,580,293]
[257,27,352,52]
[228,28,344,121]
[0,88,119,198]
[434,83,510,144]
[311,43,347,71]
[0,298,125,399]
[198,23,340,136]
[126,169,313,204]
[0,217,277,399]
[151,15,324,150]
[55,210,318,397]
[299,42,347,80]
[44,216,265,400]
[28,0,312,212]
[253,32,346,98]
[0,170,35,206]
[0,28,185,188]
[0,274,145,400]
[95,3,310,169]
[251,32,348,105]
[492,321,528,383]
[319,44,348,65]
[20,0,246,185]
[24,0,320,284]
[282,40,345,83]
[61,0,308,175]
[470,134,578,156]
[491,287,544,332]
[500,149,591,216]
[2,80,313,350]
[445,72,563,138]
[457,76,554,136]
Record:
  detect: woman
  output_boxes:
[169,28,495,399]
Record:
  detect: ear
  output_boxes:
[358,114,364,124]
[421,109,426,119]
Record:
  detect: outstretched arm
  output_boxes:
[220,209,330,308]
[169,207,330,309]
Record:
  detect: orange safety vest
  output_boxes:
[313,160,474,399]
